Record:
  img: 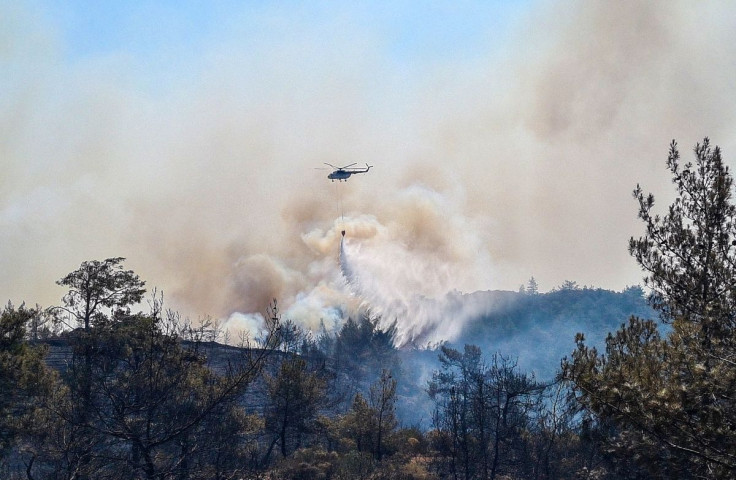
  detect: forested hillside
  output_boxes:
[0,259,648,480]
[396,286,653,426]
[456,285,653,376]
[3,139,736,478]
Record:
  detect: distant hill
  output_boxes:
[397,286,655,425]
[405,286,654,378]
[458,286,654,377]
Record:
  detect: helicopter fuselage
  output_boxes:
[328,170,353,181]
[327,164,372,181]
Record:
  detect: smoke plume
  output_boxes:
[2,1,736,342]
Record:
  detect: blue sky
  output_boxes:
[36,1,533,66]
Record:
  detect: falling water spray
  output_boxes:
[337,218,493,348]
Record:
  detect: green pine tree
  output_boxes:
[564,139,736,478]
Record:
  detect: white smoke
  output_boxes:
[222,312,268,342]
[218,179,498,346]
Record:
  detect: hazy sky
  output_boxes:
[3,1,736,336]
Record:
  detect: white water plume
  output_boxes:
[338,213,493,348]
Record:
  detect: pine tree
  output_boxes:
[264,356,327,460]
[565,139,736,478]
[0,303,56,462]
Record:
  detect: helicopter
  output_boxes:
[324,163,372,182]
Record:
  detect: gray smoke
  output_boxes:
[3,1,736,342]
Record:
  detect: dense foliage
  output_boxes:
[1,260,622,480]
[565,139,736,478]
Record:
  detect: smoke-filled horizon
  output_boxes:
[3,1,736,340]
